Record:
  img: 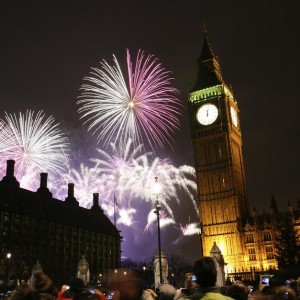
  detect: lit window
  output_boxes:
[266,246,274,259]
[246,234,254,243]
[264,232,271,241]
[248,248,256,261]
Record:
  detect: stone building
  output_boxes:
[188,30,300,280]
[0,160,121,286]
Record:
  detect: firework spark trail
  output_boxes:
[0,110,69,190]
[144,209,176,232]
[179,222,201,236]
[0,120,14,166]
[60,163,99,208]
[127,156,198,216]
[78,49,182,151]
[171,222,201,245]
[117,207,137,226]
[92,138,150,204]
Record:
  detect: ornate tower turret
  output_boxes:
[210,242,226,287]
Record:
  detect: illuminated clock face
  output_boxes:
[196,103,218,125]
[230,106,238,127]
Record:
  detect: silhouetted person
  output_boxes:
[61,278,85,300]
[158,284,176,300]
[226,281,248,300]
[10,283,34,300]
[190,257,232,300]
[31,271,58,300]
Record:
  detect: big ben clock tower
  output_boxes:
[189,31,249,272]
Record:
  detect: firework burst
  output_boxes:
[78,49,182,151]
[92,138,149,203]
[128,156,198,216]
[0,110,69,190]
[90,138,198,218]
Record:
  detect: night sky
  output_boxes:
[1,1,300,261]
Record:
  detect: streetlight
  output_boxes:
[153,177,163,285]
[5,253,11,286]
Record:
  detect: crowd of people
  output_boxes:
[2,257,300,300]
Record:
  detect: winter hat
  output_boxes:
[31,271,53,293]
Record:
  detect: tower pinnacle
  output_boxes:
[191,30,224,92]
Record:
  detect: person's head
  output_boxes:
[158,284,176,300]
[261,285,272,295]
[274,286,296,300]
[10,283,34,300]
[31,271,57,300]
[226,281,248,300]
[269,276,285,291]
[192,257,216,288]
[62,278,85,299]
[68,278,85,292]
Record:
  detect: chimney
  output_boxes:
[36,173,52,197]
[91,193,103,213]
[93,193,99,206]
[1,160,19,187]
[65,183,79,206]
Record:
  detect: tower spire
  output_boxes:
[270,193,279,214]
[202,22,207,33]
[191,29,224,92]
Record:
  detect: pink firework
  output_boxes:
[78,49,183,151]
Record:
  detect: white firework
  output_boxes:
[61,163,99,208]
[117,207,137,226]
[179,222,201,236]
[0,110,69,190]
[144,209,176,232]
[92,138,150,204]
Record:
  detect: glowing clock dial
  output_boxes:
[230,106,238,127]
[196,103,218,125]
